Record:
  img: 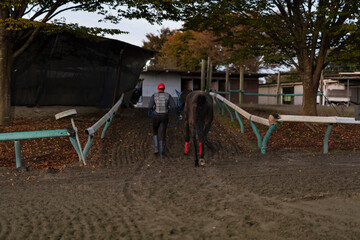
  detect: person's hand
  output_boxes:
[148,109,154,117]
[177,107,182,115]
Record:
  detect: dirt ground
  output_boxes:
[0,106,360,239]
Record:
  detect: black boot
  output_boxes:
[153,135,159,154]
[159,140,165,158]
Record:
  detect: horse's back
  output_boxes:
[185,91,213,123]
[186,91,213,105]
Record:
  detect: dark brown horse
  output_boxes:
[177,90,213,167]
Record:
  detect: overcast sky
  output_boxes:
[58,10,183,47]
[58,10,283,74]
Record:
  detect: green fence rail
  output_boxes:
[210,92,360,154]
[0,128,83,168]
[83,93,124,161]
[215,90,323,97]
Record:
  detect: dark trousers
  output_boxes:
[153,114,169,141]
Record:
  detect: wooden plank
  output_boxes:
[86,93,124,135]
[335,117,360,124]
[250,115,270,126]
[212,93,251,120]
[279,115,337,123]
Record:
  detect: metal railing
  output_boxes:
[0,109,84,168]
[83,93,124,161]
[211,92,360,154]
[0,93,125,168]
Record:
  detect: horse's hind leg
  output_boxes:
[192,134,199,167]
[198,141,205,166]
[203,121,214,150]
[197,127,206,167]
[184,121,190,155]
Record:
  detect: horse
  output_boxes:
[176,89,214,167]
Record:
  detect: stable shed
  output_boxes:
[12,32,155,108]
[139,69,264,106]
[323,72,360,105]
[258,72,360,106]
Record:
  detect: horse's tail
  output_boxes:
[195,94,207,142]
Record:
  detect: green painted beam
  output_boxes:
[215,98,225,115]
[235,111,244,133]
[214,91,323,97]
[224,104,234,122]
[261,124,276,154]
[250,121,262,148]
[101,114,115,139]
[83,135,94,161]
[323,124,333,154]
[0,129,69,141]
[14,141,22,168]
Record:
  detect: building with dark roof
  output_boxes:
[138,69,266,106]
[12,32,155,108]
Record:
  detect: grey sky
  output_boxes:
[58,11,183,47]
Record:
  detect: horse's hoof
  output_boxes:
[199,158,205,166]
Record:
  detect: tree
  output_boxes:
[0,1,180,125]
[143,29,218,70]
[143,28,263,71]
[326,29,360,72]
[142,27,176,69]
[158,30,216,70]
[180,0,360,115]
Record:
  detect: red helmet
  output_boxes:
[157,83,165,90]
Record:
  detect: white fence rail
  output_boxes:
[210,92,360,154]
[83,93,124,160]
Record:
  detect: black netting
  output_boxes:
[12,32,154,108]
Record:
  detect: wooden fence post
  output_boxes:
[201,59,206,91]
[206,57,212,92]
[276,71,281,104]
[225,65,229,100]
[239,66,244,104]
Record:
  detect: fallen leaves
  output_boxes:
[0,117,101,170]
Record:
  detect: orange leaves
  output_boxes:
[0,117,101,170]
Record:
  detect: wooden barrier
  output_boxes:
[210,92,360,154]
[83,93,124,160]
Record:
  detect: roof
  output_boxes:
[141,69,268,80]
[324,72,360,80]
[13,32,155,107]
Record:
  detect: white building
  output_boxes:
[138,70,181,107]
[138,69,264,107]
[259,82,304,105]
[258,72,360,106]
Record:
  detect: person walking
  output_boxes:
[148,83,176,157]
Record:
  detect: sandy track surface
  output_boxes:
[0,108,360,239]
